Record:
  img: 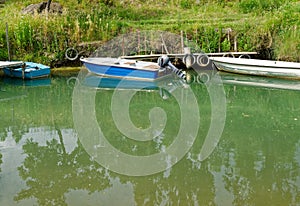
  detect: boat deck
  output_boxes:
[0,61,23,69]
[82,57,161,71]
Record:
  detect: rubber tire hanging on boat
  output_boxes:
[197,54,210,67]
[65,47,79,61]
[183,54,195,69]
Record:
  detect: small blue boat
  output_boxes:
[80,57,173,81]
[3,62,50,79]
[76,73,186,100]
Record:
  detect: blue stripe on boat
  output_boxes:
[84,62,157,79]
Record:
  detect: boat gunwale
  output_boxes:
[81,57,162,72]
[83,71,173,82]
[211,57,300,70]
[214,62,300,80]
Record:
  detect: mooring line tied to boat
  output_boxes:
[158,55,186,81]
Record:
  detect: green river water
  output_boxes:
[0,69,300,206]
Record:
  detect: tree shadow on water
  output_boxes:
[14,128,111,206]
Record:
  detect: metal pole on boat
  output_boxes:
[22,63,25,80]
[5,22,11,61]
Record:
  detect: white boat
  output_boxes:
[0,61,23,68]
[211,57,300,79]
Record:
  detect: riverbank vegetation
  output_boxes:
[0,0,299,67]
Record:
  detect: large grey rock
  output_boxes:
[21,2,63,14]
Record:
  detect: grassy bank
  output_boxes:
[0,0,299,67]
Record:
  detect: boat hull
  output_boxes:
[3,62,50,79]
[211,57,300,79]
[81,58,172,81]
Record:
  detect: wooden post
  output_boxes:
[144,34,147,55]
[218,28,221,52]
[122,36,125,56]
[181,30,184,53]
[137,30,140,54]
[5,22,11,61]
[195,28,198,45]
[234,34,238,52]
[160,34,169,54]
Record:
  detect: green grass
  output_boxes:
[0,0,299,66]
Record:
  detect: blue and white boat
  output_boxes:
[80,57,173,81]
[3,62,50,79]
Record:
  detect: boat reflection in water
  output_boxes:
[3,77,51,87]
[219,71,300,91]
[77,71,189,100]
[0,70,300,205]
[185,69,300,91]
